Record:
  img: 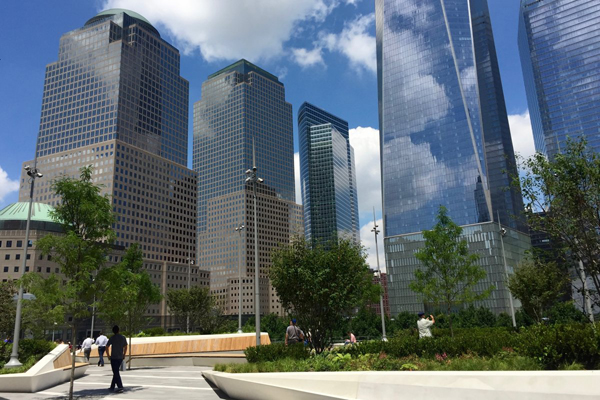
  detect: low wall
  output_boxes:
[203,370,600,400]
[0,344,88,393]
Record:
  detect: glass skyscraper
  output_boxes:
[298,102,359,245]
[376,0,530,314]
[519,0,600,158]
[193,59,296,316]
[20,9,206,330]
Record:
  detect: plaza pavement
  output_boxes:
[0,365,232,400]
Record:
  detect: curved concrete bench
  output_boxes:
[0,344,88,393]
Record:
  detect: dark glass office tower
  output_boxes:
[519,0,600,158]
[193,59,296,316]
[376,0,530,314]
[20,9,204,330]
[298,102,360,245]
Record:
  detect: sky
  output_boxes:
[0,0,536,270]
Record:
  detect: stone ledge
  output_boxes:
[202,370,600,400]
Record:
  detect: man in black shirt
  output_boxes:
[106,325,128,393]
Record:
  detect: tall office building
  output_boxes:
[19,9,207,331]
[193,59,297,316]
[298,102,359,245]
[519,0,600,158]
[376,0,530,314]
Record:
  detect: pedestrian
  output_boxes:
[95,331,108,367]
[345,331,357,345]
[81,335,94,362]
[3,336,12,344]
[285,319,304,346]
[106,325,128,393]
[417,312,435,338]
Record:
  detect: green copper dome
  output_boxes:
[85,9,160,37]
[0,202,56,223]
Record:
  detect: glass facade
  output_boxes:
[519,0,600,158]
[298,102,360,245]
[376,0,529,314]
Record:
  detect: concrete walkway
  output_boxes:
[0,365,231,400]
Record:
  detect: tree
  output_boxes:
[96,243,161,369]
[0,281,16,339]
[166,286,216,333]
[243,314,289,342]
[409,206,493,336]
[270,237,378,353]
[349,307,381,339]
[20,273,65,339]
[516,137,600,313]
[36,166,114,400]
[507,259,569,323]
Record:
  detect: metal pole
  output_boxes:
[371,208,387,341]
[6,164,42,368]
[236,223,245,334]
[497,211,516,328]
[90,294,95,339]
[187,256,193,334]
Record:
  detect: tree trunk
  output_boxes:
[128,314,132,370]
[69,323,76,400]
[448,306,453,338]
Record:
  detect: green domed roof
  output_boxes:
[85,9,160,37]
[0,202,56,223]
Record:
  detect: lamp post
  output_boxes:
[245,140,263,346]
[235,223,245,334]
[187,255,194,333]
[497,211,516,328]
[5,164,43,369]
[371,208,387,342]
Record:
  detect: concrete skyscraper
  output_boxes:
[298,102,359,245]
[519,0,600,158]
[376,0,530,314]
[19,9,207,330]
[193,59,297,317]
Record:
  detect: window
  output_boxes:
[46,267,50,273]
[3,267,7,272]
[25,267,30,272]
[6,241,12,248]
[15,254,20,260]
[4,255,9,260]
[16,241,22,247]
[14,267,19,272]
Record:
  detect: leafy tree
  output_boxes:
[270,237,378,353]
[455,305,496,328]
[547,301,588,324]
[508,259,570,323]
[349,307,381,339]
[409,206,493,336]
[0,281,16,339]
[516,137,600,313]
[392,311,419,331]
[243,314,289,342]
[496,312,513,328]
[96,243,161,369]
[36,166,114,400]
[166,286,216,333]
[20,273,65,339]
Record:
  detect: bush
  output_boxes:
[142,327,166,336]
[244,343,310,363]
[0,339,56,371]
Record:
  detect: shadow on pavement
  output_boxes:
[35,386,146,399]
[205,378,233,400]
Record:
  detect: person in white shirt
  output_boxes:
[95,332,109,367]
[81,336,95,362]
[417,312,435,338]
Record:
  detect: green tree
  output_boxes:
[270,237,378,353]
[36,166,114,400]
[507,259,570,323]
[20,273,65,339]
[349,307,381,340]
[166,286,216,333]
[409,206,493,336]
[96,243,161,369]
[0,281,16,339]
[516,137,600,312]
[243,314,289,342]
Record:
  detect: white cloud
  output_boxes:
[0,166,19,206]
[294,152,302,204]
[508,111,536,160]
[103,0,339,61]
[320,13,376,73]
[349,126,381,219]
[291,47,325,68]
[360,218,385,272]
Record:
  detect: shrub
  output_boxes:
[0,339,55,372]
[244,343,310,363]
[142,327,166,336]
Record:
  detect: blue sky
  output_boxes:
[0,0,535,267]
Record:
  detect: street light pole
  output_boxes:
[235,223,245,334]
[245,140,263,346]
[5,164,43,368]
[497,211,516,328]
[371,208,387,342]
[187,255,194,333]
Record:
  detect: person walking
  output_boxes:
[106,325,128,393]
[95,331,108,367]
[285,319,304,346]
[417,312,435,338]
[81,335,94,362]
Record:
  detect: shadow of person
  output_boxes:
[41,385,146,399]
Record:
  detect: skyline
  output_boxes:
[0,0,536,269]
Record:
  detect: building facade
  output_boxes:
[298,102,360,245]
[193,59,297,316]
[519,0,600,158]
[18,9,206,329]
[376,0,530,314]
